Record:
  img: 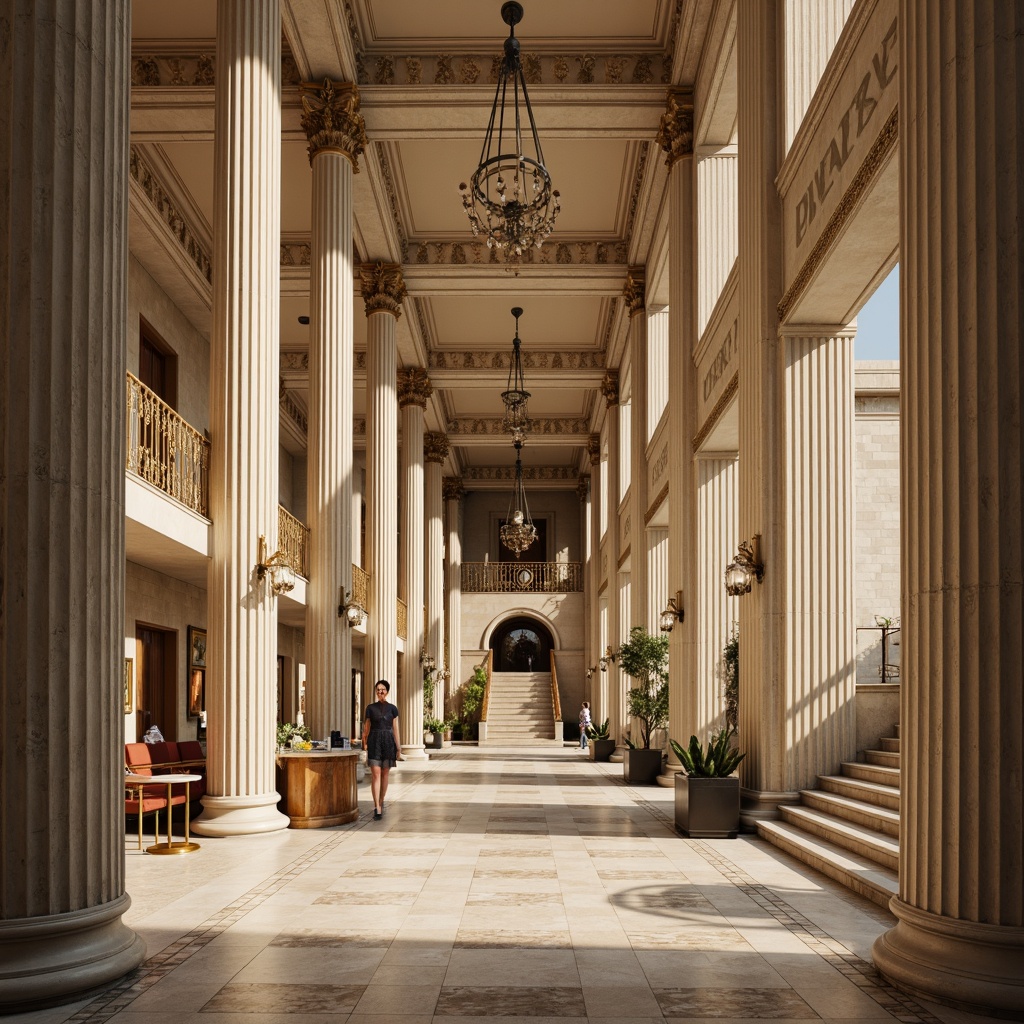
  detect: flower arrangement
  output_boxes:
[277,722,311,749]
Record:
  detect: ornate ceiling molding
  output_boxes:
[429,350,604,371]
[625,141,651,241]
[463,466,579,481]
[374,143,409,261]
[447,416,590,436]
[130,51,300,87]
[410,239,628,267]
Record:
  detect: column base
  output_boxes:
[0,893,145,1013]
[610,744,627,763]
[191,792,290,836]
[872,897,1024,1019]
[401,743,429,761]
[657,763,682,788]
[739,787,800,831]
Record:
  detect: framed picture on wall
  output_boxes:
[188,625,206,669]
[187,626,206,719]
[123,658,134,715]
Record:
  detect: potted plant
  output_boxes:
[619,626,670,783]
[585,718,615,762]
[670,727,746,837]
[423,717,445,749]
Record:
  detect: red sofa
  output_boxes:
[124,740,207,831]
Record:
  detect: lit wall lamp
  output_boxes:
[585,665,597,680]
[255,535,296,595]
[724,534,764,596]
[598,645,618,672]
[658,590,685,632]
[338,589,366,627]
[420,649,436,675]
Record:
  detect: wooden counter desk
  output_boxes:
[275,750,361,827]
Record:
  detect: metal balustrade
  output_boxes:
[277,506,310,580]
[462,561,583,593]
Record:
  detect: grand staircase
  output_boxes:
[757,726,900,908]
[481,671,560,744]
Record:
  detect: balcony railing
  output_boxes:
[278,506,310,579]
[462,561,583,593]
[397,598,407,641]
[352,564,369,609]
[126,372,209,515]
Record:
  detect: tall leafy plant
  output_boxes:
[723,624,739,730]
[619,626,670,749]
[670,727,746,777]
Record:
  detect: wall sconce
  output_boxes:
[658,590,685,632]
[585,665,597,680]
[598,645,618,672]
[420,649,436,674]
[338,589,366,627]
[255,535,296,595]
[724,534,764,596]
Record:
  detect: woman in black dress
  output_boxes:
[362,679,402,819]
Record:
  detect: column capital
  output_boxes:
[360,261,406,317]
[424,431,450,463]
[299,79,367,167]
[656,88,694,167]
[576,474,590,502]
[443,476,465,501]
[587,433,602,465]
[397,366,432,408]
[600,371,619,407]
[623,268,646,317]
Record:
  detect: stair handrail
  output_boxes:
[549,650,562,723]
[480,649,492,723]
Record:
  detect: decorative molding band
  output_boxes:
[429,350,604,371]
[375,143,409,261]
[462,466,578,481]
[281,352,308,372]
[424,431,450,463]
[397,366,432,408]
[280,240,312,267]
[129,145,212,285]
[855,395,900,416]
[360,261,406,316]
[656,89,694,166]
[618,546,631,568]
[131,50,301,88]
[644,482,669,524]
[692,370,738,452]
[442,476,465,501]
[601,298,619,350]
[280,391,308,434]
[778,108,899,323]
[299,79,367,167]
[625,142,651,242]
[410,238,628,266]
[447,417,590,436]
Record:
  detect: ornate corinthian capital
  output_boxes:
[576,474,590,502]
[442,476,465,501]
[587,434,602,465]
[623,268,646,317]
[600,372,619,407]
[360,262,406,317]
[299,79,368,167]
[656,89,694,167]
[424,431,450,463]
[397,366,433,408]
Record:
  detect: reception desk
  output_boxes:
[276,750,361,827]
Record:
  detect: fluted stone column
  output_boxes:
[657,91,700,775]
[697,151,738,336]
[195,0,288,838]
[602,374,626,754]
[424,432,448,722]
[625,269,650,630]
[0,4,145,1009]
[362,263,405,693]
[872,4,1024,1015]
[299,79,366,739]
[696,454,739,739]
[587,436,603,715]
[577,475,592,703]
[443,477,464,706]
[399,367,431,760]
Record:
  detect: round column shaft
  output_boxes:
[424,433,448,723]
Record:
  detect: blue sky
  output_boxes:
[854,263,899,360]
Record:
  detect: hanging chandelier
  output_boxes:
[501,306,531,436]
[459,1,560,271]
[500,439,537,558]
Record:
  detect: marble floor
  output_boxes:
[12,747,995,1024]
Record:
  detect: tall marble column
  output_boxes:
[424,432,448,721]
[625,269,650,630]
[0,3,145,1009]
[362,263,405,693]
[696,150,738,336]
[399,367,431,760]
[577,474,592,704]
[299,79,365,739]
[601,374,626,753]
[443,477,464,707]
[587,436,603,713]
[195,0,289,837]
[872,3,1024,1015]
[657,90,700,773]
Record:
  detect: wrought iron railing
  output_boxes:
[125,372,209,515]
[549,651,562,723]
[351,564,369,610]
[462,561,583,593]
[277,506,310,579]
[397,597,407,641]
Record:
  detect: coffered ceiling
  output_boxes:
[129,0,716,485]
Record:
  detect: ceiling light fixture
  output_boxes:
[500,438,537,558]
[459,1,560,273]
[501,306,531,436]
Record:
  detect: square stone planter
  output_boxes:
[674,774,740,837]
[588,738,615,762]
[624,747,663,784]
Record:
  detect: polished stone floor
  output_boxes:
[12,747,993,1024]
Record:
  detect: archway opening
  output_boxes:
[490,616,554,673]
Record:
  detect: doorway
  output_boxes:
[135,624,177,741]
[490,616,555,673]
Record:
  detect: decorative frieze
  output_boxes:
[463,466,578,481]
[625,142,651,242]
[601,371,619,407]
[129,146,212,284]
[375,143,409,262]
[280,241,311,266]
[656,89,694,167]
[280,389,307,434]
[397,366,432,408]
[299,79,367,168]
[411,238,628,266]
[424,431,450,463]
[129,50,299,87]
[623,268,646,317]
[446,417,589,436]
[360,261,406,317]
[442,476,465,501]
[429,350,604,371]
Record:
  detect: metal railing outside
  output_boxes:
[549,650,562,723]
[397,598,407,641]
[462,561,583,593]
[126,372,209,515]
[480,650,493,723]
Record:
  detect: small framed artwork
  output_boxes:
[188,668,205,718]
[188,626,207,669]
[123,658,134,715]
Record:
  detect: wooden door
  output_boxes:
[135,625,177,741]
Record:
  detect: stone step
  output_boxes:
[800,788,900,837]
[865,748,901,768]
[779,805,899,870]
[841,760,900,788]
[878,736,901,753]
[756,820,898,909]
[820,773,901,810]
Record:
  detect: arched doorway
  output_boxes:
[490,616,554,673]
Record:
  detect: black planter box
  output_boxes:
[674,774,740,837]
[624,747,663,784]
[588,738,615,761]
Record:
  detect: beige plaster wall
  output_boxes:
[462,489,583,562]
